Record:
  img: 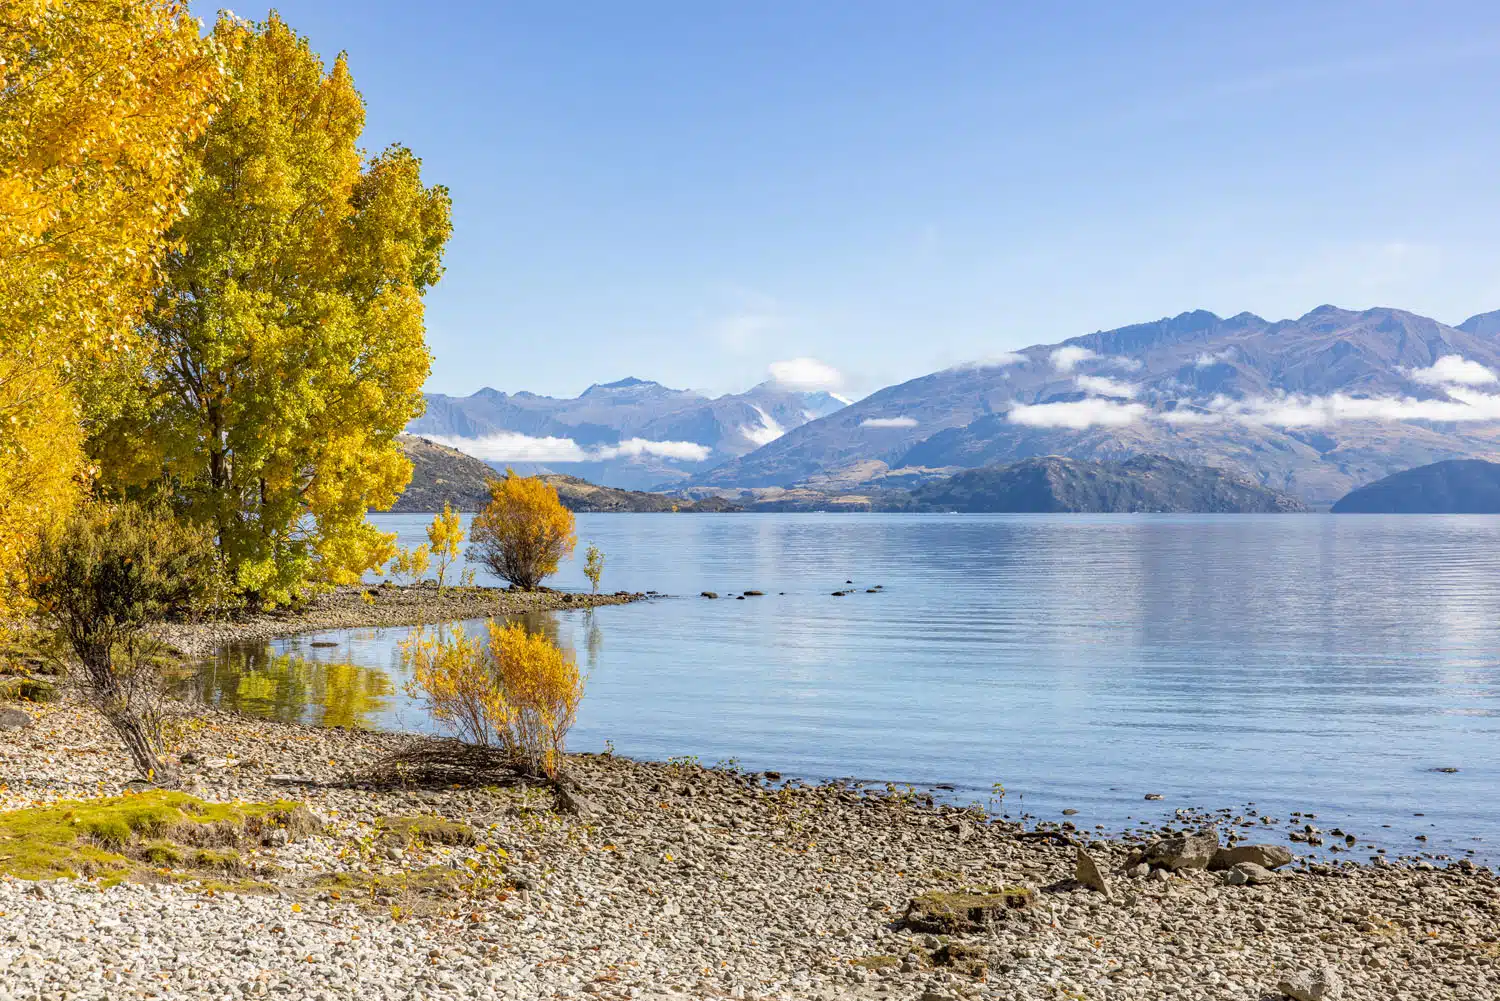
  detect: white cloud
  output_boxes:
[769,357,844,391]
[950,352,1025,371]
[1195,350,1234,368]
[1008,399,1147,429]
[742,406,784,447]
[1107,355,1144,372]
[1205,388,1500,428]
[431,433,711,464]
[860,416,919,428]
[1408,355,1498,387]
[1075,375,1138,398]
[1156,407,1224,425]
[1049,346,1096,372]
[605,438,713,461]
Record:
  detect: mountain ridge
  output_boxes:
[690,304,1500,505]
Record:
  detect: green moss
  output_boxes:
[140,840,184,866]
[0,677,58,703]
[851,955,900,970]
[0,791,316,884]
[375,815,476,847]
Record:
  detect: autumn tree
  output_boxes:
[0,0,224,616]
[583,543,604,593]
[96,13,452,606]
[469,472,576,591]
[427,502,463,592]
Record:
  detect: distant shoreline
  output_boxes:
[159,582,647,660]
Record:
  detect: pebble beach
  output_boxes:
[2,694,1499,1001]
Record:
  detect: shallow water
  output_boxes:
[193,512,1500,862]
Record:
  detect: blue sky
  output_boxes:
[202,2,1500,400]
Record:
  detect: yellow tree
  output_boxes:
[97,13,452,605]
[469,472,576,591]
[0,0,224,615]
[426,502,463,592]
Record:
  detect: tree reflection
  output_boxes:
[191,648,393,729]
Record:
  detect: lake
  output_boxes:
[192,512,1500,863]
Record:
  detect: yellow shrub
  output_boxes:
[468,471,575,590]
[401,625,506,748]
[401,619,582,778]
[488,621,582,779]
[426,503,463,592]
[388,542,430,586]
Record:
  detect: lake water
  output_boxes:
[192,513,1500,863]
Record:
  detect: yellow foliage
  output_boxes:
[94,12,452,606]
[401,625,507,749]
[402,620,583,778]
[0,0,225,615]
[389,542,431,586]
[583,543,604,593]
[469,472,576,591]
[426,503,463,592]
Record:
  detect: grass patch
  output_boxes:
[850,955,900,970]
[374,815,477,847]
[0,790,317,886]
[314,866,465,915]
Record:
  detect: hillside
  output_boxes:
[391,435,494,512]
[690,305,1500,506]
[907,455,1307,513]
[393,436,738,513]
[1330,459,1500,513]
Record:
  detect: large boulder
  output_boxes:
[901,887,1035,934]
[1074,847,1113,899]
[1278,964,1343,1001]
[1128,829,1219,871]
[1210,843,1294,871]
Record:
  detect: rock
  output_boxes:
[1144,793,1163,800]
[1074,847,1113,899]
[1130,829,1219,871]
[1124,862,1150,880]
[1277,964,1343,1001]
[1231,862,1275,885]
[900,888,1035,934]
[742,590,764,597]
[0,707,32,731]
[554,777,599,818]
[931,941,987,977]
[1210,844,1294,871]
[179,749,201,765]
[700,591,718,599]
[1149,867,1171,883]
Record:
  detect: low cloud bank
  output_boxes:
[769,357,843,391]
[431,432,712,464]
[1007,354,1500,430]
[860,416,918,428]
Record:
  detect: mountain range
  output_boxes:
[409,377,848,490]
[691,305,1500,506]
[412,304,1500,507]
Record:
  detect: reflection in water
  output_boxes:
[190,648,395,729]
[192,610,584,734]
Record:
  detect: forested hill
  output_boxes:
[907,455,1307,513]
[392,436,738,513]
[1331,459,1500,513]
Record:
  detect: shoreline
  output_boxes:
[2,701,1498,998]
[157,581,649,659]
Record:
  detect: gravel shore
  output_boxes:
[157,582,647,659]
[2,699,1498,1000]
